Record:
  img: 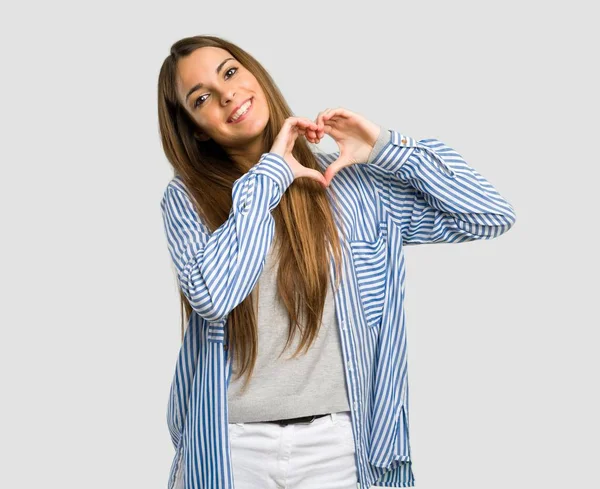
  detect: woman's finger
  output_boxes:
[317,108,344,138]
[299,169,327,188]
[289,117,317,127]
[315,109,331,138]
[290,118,319,142]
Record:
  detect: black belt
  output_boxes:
[266,413,329,427]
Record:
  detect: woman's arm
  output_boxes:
[160,153,294,321]
[361,126,516,244]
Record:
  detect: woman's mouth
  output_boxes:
[228,98,253,124]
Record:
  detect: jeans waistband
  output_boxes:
[265,413,330,427]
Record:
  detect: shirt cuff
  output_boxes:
[249,152,295,193]
[367,124,393,164]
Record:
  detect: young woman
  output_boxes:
[157,35,516,489]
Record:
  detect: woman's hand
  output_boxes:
[270,117,327,188]
[313,108,381,187]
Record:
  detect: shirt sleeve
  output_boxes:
[160,152,294,321]
[367,124,393,164]
[364,126,516,244]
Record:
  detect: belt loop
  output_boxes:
[330,412,337,424]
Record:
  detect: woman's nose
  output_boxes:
[221,90,236,106]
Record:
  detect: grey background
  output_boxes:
[1,0,598,488]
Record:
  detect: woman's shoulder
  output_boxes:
[163,174,190,196]
[160,175,196,212]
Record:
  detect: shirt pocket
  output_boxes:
[349,221,388,328]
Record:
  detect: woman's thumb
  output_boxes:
[306,169,327,188]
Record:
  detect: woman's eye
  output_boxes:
[193,67,238,109]
[194,95,208,108]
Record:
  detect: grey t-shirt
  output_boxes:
[226,125,391,423]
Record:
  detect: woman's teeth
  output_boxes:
[230,99,252,122]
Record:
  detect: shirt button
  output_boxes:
[353,401,359,410]
[401,138,407,144]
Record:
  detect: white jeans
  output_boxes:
[230,410,358,489]
[176,411,358,489]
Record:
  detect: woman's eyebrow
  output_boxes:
[185,57,235,103]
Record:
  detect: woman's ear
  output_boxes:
[194,131,211,142]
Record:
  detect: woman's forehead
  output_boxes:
[179,47,233,76]
[177,47,235,93]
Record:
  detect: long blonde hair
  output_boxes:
[157,35,344,390]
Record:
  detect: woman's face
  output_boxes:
[176,47,269,149]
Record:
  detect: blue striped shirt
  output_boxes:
[160,129,516,489]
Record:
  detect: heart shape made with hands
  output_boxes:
[306,107,381,187]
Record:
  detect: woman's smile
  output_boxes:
[228,97,253,124]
